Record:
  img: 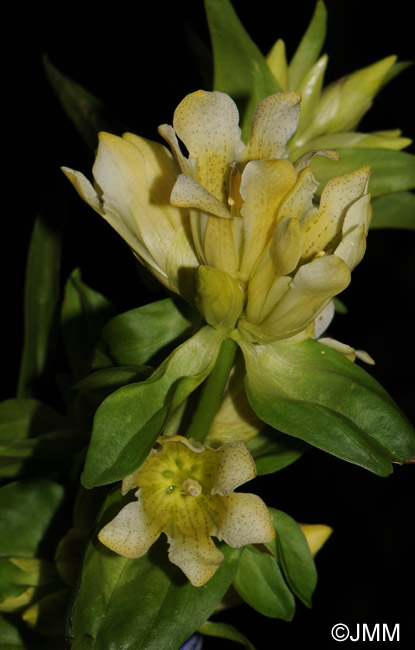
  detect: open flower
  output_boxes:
[98,436,275,587]
[63,90,371,345]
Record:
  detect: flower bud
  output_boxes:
[194,266,244,330]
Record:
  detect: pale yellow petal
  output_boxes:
[98,497,161,558]
[170,173,231,219]
[165,225,200,299]
[335,194,372,271]
[202,214,240,279]
[157,123,191,174]
[239,159,298,281]
[277,167,319,222]
[314,300,335,338]
[213,441,257,496]
[91,132,187,286]
[172,90,243,200]
[270,216,302,277]
[293,149,339,175]
[245,266,291,324]
[318,337,357,361]
[61,167,104,215]
[167,532,224,587]
[217,493,275,547]
[300,167,370,263]
[260,254,351,338]
[246,92,301,161]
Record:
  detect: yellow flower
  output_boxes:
[63,90,371,345]
[98,435,275,587]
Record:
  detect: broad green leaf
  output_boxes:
[17,204,62,398]
[288,0,328,89]
[199,621,255,649]
[205,0,281,140]
[71,489,241,650]
[102,298,201,367]
[266,509,317,608]
[43,54,123,151]
[310,148,415,197]
[247,427,308,475]
[61,269,116,382]
[371,191,415,229]
[233,546,295,620]
[0,399,65,440]
[73,367,152,432]
[239,337,415,476]
[0,480,64,557]
[82,326,225,488]
[0,399,74,478]
[0,430,85,478]
[74,366,152,394]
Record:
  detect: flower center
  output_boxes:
[181,479,203,497]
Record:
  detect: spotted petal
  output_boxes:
[217,493,275,547]
[246,92,301,161]
[172,90,244,201]
[98,496,162,559]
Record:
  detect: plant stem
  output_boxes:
[185,337,238,443]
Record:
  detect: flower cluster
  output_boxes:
[63,90,371,346]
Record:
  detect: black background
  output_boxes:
[5,0,415,647]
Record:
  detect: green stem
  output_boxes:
[185,337,238,443]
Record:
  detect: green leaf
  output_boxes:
[0,399,74,478]
[72,367,152,432]
[0,431,85,478]
[43,54,123,151]
[0,399,66,440]
[0,614,25,648]
[247,426,308,475]
[233,546,295,620]
[310,148,415,198]
[71,489,241,650]
[74,366,152,394]
[199,621,255,649]
[82,326,225,488]
[370,191,415,229]
[61,269,116,382]
[204,0,281,140]
[0,558,58,603]
[17,202,63,398]
[102,298,201,367]
[288,0,328,89]
[239,337,415,476]
[266,509,317,608]
[0,480,64,558]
